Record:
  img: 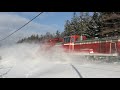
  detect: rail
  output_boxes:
[70,64,83,78]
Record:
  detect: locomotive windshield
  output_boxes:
[64,37,71,43]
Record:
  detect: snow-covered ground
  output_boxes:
[0,43,120,78]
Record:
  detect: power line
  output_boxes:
[0,12,43,42]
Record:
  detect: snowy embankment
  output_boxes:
[0,43,120,78]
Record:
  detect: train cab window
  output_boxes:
[64,37,70,43]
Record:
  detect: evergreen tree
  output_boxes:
[78,12,91,36]
[87,12,101,38]
[64,20,71,36]
[99,12,120,37]
[56,30,60,38]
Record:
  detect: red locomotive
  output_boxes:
[46,35,120,58]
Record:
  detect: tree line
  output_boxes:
[17,30,61,43]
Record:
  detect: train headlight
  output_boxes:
[90,49,94,53]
